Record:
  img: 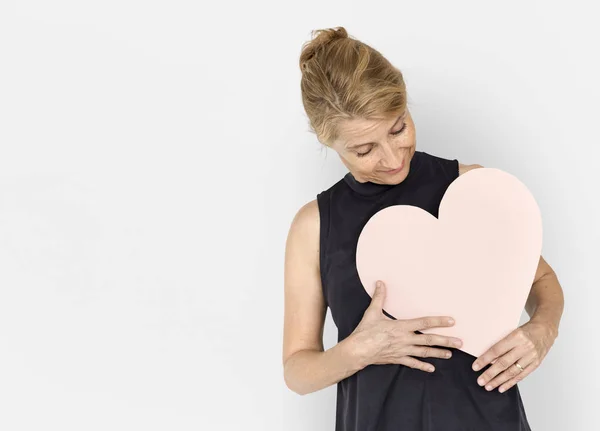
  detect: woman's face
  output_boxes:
[330,109,417,185]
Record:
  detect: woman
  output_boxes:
[283,27,564,430]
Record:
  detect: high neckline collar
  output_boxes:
[343,150,423,196]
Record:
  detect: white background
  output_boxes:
[0,1,597,430]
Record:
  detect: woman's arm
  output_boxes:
[525,255,564,338]
[282,200,366,396]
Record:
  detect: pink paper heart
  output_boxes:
[356,168,543,358]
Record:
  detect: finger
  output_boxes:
[498,356,540,393]
[398,356,436,373]
[472,333,521,372]
[487,352,539,392]
[481,356,524,391]
[411,333,463,349]
[407,345,453,359]
[406,316,456,332]
[476,345,529,389]
[370,280,386,308]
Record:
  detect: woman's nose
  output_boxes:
[380,146,403,169]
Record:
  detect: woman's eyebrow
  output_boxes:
[347,113,406,149]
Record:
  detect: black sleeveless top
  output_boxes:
[316,150,531,431]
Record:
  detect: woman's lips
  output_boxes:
[384,160,404,174]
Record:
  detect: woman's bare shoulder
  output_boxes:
[458,162,484,176]
[290,199,319,232]
[286,199,320,265]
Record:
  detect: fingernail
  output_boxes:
[472,363,480,371]
[376,281,382,288]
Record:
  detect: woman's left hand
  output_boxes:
[471,320,557,393]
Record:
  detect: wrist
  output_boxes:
[342,332,373,370]
[529,315,559,340]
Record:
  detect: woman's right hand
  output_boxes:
[349,280,463,372]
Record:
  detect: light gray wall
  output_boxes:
[0,1,596,430]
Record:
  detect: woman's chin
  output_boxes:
[378,166,408,184]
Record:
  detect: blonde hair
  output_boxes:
[299,27,409,148]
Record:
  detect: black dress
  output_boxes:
[316,150,531,431]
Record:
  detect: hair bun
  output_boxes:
[299,27,349,72]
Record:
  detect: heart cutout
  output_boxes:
[356,167,543,358]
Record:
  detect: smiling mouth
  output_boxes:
[384,160,404,173]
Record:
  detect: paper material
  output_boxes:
[355,168,543,358]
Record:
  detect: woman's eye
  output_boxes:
[356,123,407,158]
[392,123,407,136]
